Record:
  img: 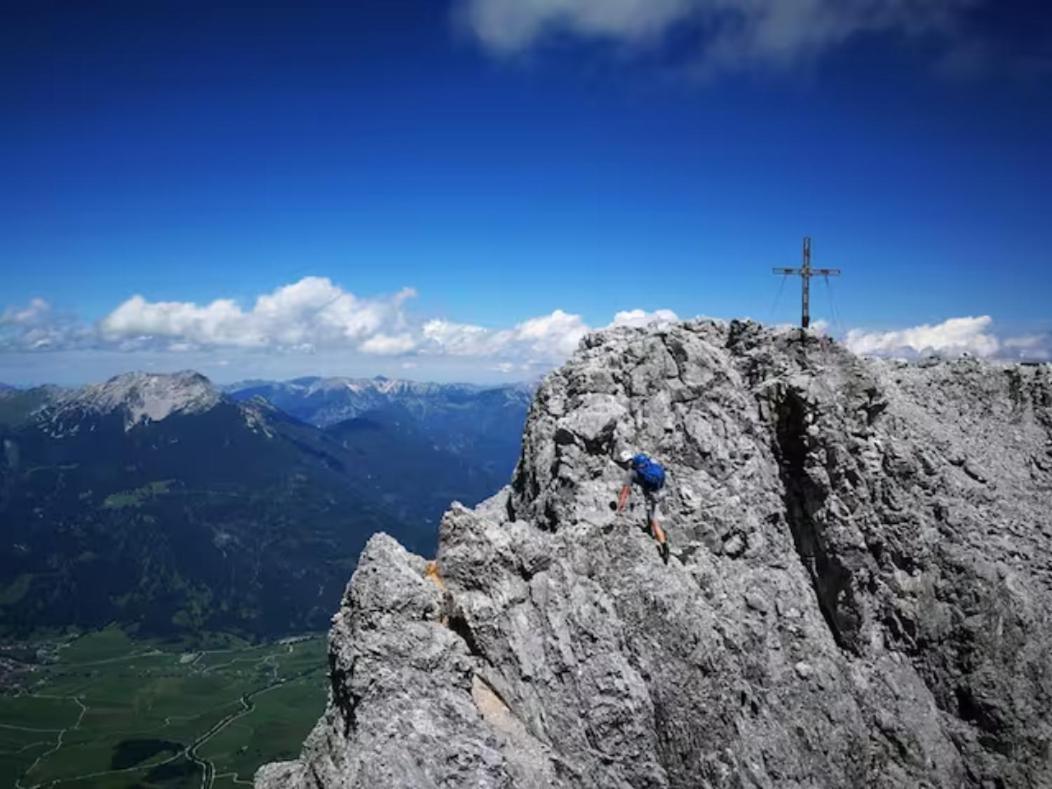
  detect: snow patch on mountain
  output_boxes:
[240,396,278,438]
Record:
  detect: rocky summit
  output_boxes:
[45,370,222,432]
[257,320,1052,788]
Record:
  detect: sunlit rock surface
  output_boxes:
[258,320,1052,788]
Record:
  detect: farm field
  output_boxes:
[0,627,327,788]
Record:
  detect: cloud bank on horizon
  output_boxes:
[843,316,1050,361]
[1,280,1047,382]
[458,0,979,73]
[0,278,682,375]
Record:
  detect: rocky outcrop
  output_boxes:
[257,320,1052,788]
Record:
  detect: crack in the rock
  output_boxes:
[328,649,359,737]
[448,611,485,659]
[772,386,862,655]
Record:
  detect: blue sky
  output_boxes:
[2,0,1051,384]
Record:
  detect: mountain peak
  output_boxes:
[257,319,1052,788]
[55,370,221,430]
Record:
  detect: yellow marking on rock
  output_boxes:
[424,560,446,592]
[424,561,449,624]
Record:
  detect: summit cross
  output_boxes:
[772,236,841,329]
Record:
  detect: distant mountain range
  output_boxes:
[225,374,532,424]
[226,375,534,541]
[0,373,531,640]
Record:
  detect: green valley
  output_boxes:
[0,627,327,788]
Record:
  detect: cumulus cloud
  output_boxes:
[1002,334,1052,361]
[458,0,977,73]
[422,308,589,364]
[514,309,591,357]
[2,298,51,326]
[422,318,496,356]
[1,298,95,351]
[5,289,1049,379]
[608,308,679,329]
[844,315,1020,359]
[99,278,418,354]
[2,281,681,374]
[418,307,679,366]
[359,333,418,355]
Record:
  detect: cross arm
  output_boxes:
[814,268,841,276]
[772,267,801,274]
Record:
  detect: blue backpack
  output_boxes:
[632,453,666,492]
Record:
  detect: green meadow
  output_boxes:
[0,627,327,788]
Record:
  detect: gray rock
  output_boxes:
[258,320,1052,789]
[744,591,769,613]
[722,533,745,558]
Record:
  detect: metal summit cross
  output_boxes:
[772,236,841,329]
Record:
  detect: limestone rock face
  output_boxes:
[257,320,1052,789]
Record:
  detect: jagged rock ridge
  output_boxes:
[258,320,1052,788]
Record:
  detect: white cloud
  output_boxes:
[1002,334,1052,361]
[514,309,590,357]
[2,285,676,376]
[5,291,1049,385]
[7,290,1048,373]
[359,333,418,355]
[458,0,977,73]
[609,308,679,329]
[102,295,254,347]
[422,318,497,356]
[461,0,692,53]
[0,298,94,351]
[845,316,1002,358]
[1,298,51,326]
[422,308,589,363]
[418,306,678,366]
[99,278,418,355]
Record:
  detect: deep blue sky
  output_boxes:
[2,1,1051,383]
